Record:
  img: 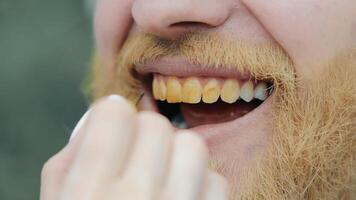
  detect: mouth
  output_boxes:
[135,56,274,133]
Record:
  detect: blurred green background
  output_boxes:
[0,0,94,199]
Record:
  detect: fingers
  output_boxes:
[41,95,228,200]
[123,112,173,198]
[69,96,137,183]
[163,131,209,200]
[202,171,229,200]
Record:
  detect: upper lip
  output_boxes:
[135,56,251,80]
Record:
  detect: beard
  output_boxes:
[89,32,356,199]
[237,52,356,199]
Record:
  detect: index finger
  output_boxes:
[69,95,137,182]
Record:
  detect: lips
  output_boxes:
[152,75,270,104]
[135,57,274,132]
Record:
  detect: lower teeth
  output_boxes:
[171,114,188,129]
[157,101,187,128]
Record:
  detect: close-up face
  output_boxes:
[92,0,356,199]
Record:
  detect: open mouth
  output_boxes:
[153,75,273,128]
[136,57,274,130]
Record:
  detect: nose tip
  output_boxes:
[132,0,230,39]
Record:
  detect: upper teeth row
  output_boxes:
[152,74,271,104]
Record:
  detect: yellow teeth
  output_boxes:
[182,77,202,104]
[202,79,220,104]
[152,76,166,100]
[152,77,160,100]
[254,82,268,101]
[158,77,166,101]
[221,79,240,103]
[240,81,254,102]
[152,75,270,104]
[166,77,181,103]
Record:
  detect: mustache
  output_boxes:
[90,31,296,102]
[118,32,296,90]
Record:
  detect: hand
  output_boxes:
[40,95,229,200]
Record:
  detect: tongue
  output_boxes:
[180,100,261,128]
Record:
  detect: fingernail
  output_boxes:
[107,94,136,109]
[69,95,128,142]
[69,110,90,142]
[107,94,127,103]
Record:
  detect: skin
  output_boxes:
[41,96,228,199]
[41,0,356,199]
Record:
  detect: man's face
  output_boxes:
[92,0,356,198]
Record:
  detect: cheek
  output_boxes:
[94,0,133,68]
[242,0,356,79]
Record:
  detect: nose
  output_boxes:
[132,0,231,39]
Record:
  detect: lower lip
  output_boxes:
[180,100,263,128]
[161,98,275,150]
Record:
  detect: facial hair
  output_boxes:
[237,51,356,200]
[89,32,356,199]
[89,32,295,102]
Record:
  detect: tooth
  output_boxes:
[254,82,268,101]
[240,80,254,102]
[221,79,240,103]
[172,114,187,129]
[152,76,160,100]
[158,77,166,101]
[182,77,202,104]
[202,78,220,104]
[166,77,182,103]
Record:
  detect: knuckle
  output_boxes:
[137,111,173,140]
[138,111,171,126]
[174,131,209,157]
[41,151,72,181]
[41,156,61,180]
[64,172,82,187]
[176,131,205,147]
[92,95,136,117]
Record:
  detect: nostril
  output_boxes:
[170,21,214,29]
[132,0,230,39]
